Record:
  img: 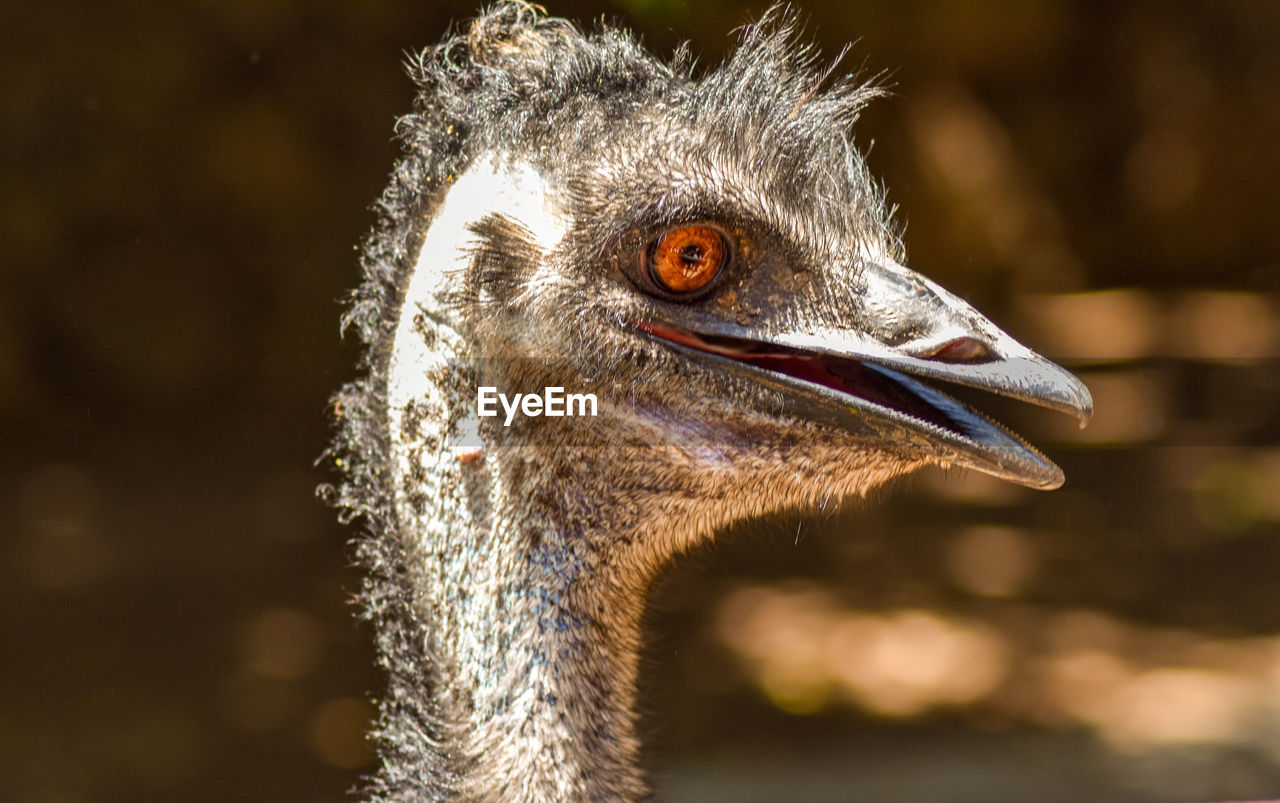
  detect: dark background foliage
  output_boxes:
[3,1,1279,800]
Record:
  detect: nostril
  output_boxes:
[924,337,996,364]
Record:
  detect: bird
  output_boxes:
[326,3,1092,800]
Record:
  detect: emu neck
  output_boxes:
[412,450,649,799]
[386,371,651,799]
[378,154,649,799]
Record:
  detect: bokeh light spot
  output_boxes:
[310,698,375,770]
[947,526,1037,598]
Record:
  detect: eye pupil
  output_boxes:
[647,225,727,294]
[679,244,704,265]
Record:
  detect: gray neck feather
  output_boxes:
[378,155,654,799]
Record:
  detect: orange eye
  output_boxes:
[647,225,727,294]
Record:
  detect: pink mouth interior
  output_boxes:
[634,321,962,434]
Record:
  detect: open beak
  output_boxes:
[629,260,1092,490]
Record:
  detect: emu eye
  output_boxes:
[646,225,728,294]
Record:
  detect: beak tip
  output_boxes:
[1071,379,1094,429]
[1026,457,1066,491]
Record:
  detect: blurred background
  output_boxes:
[3,1,1279,800]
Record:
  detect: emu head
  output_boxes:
[367,5,1091,575]
[330,6,1097,797]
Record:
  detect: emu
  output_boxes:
[328,3,1092,799]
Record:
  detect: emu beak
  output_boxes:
[631,259,1092,490]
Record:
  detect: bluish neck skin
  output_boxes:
[482,531,646,799]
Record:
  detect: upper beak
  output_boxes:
[630,259,1092,490]
[843,256,1093,426]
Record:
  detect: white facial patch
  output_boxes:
[398,152,568,333]
[386,153,569,492]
